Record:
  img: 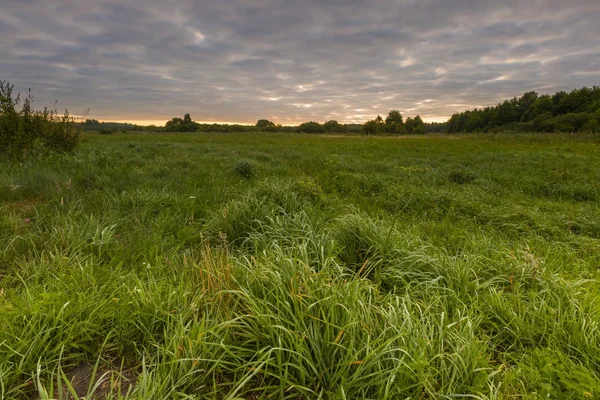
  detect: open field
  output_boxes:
[1,132,600,399]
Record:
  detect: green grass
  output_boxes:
[1,132,599,399]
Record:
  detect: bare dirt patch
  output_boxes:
[57,363,136,399]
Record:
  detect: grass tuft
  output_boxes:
[233,159,254,179]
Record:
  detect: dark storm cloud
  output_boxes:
[2,0,599,124]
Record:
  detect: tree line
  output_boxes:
[447,86,600,133]
[81,86,600,135]
[145,111,427,135]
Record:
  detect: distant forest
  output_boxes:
[81,86,600,134]
[447,86,600,133]
[82,115,444,135]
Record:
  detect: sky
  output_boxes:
[2,0,600,126]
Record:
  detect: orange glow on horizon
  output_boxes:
[93,115,450,126]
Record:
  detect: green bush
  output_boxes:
[0,80,80,158]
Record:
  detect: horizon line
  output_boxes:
[82,116,451,127]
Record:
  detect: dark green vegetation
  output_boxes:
[0,81,80,158]
[1,132,600,399]
[363,111,426,135]
[81,86,600,136]
[83,119,146,134]
[448,86,600,133]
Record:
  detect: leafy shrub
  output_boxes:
[234,159,254,179]
[0,80,80,158]
[99,129,114,135]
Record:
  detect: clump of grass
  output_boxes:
[448,168,478,184]
[233,159,254,179]
[205,180,310,247]
[332,213,389,268]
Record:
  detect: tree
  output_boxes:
[405,117,414,134]
[412,115,425,134]
[256,119,275,128]
[324,120,347,133]
[297,121,325,134]
[363,120,378,135]
[385,110,403,125]
[444,86,600,133]
[363,118,387,135]
[165,117,182,131]
[165,114,199,132]
[517,92,538,122]
[384,110,405,134]
[84,119,100,126]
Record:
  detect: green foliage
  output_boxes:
[384,109,403,125]
[448,86,600,133]
[365,111,424,135]
[1,132,600,399]
[362,119,380,135]
[256,119,275,128]
[406,115,426,134]
[383,110,405,134]
[81,120,145,132]
[165,114,199,132]
[323,120,347,133]
[297,121,325,134]
[0,80,81,158]
[424,121,448,133]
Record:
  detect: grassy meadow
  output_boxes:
[1,132,600,399]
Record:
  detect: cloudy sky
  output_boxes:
[2,0,599,125]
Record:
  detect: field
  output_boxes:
[1,132,599,399]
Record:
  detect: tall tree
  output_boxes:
[412,115,425,134]
[385,110,403,125]
[384,110,405,134]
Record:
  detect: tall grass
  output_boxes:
[0,132,599,398]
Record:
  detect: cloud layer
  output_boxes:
[2,0,599,124]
